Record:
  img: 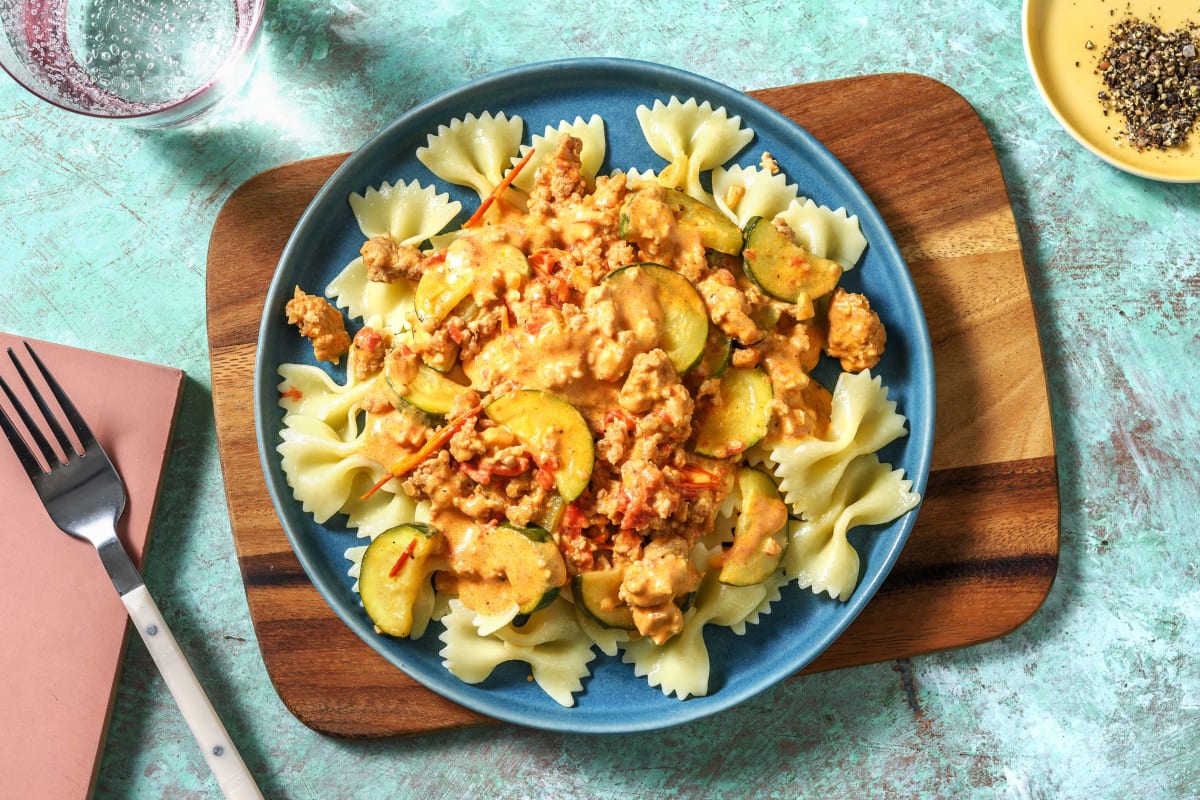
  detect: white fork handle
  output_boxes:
[122,585,264,800]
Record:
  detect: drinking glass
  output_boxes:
[0,0,264,127]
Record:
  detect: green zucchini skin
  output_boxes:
[573,567,636,630]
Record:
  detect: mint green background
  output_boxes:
[2,1,1197,797]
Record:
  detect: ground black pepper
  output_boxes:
[1095,17,1200,150]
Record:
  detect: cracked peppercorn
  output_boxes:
[1095,17,1200,150]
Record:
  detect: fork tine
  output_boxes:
[8,344,88,459]
[21,342,98,448]
[2,362,61,467]
[0,378,47,477]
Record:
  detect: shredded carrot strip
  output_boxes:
[361,472,394,501]
[682,464,721,481]
[463,147,537,229]
[388,538,419,578]
[359,399,491,500]
[279,386,302,402]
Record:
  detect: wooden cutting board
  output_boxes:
[207,73,1059,737]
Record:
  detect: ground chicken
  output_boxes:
[361,235,424,283]
[825,288,886,372]
[619,535,701,644]
[527,135,588,217]
[697,268,764,345]
[618,350,680,414]
[285,286,350,363]
[351,326,390,381]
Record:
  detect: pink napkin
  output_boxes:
[0,334,184,800]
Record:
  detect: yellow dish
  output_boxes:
[1023,0,1200,182]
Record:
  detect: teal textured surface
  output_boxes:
[1,1,1197,797]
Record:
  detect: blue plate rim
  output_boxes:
[253,56,935,734]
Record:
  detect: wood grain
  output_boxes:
[206,73,1058,737]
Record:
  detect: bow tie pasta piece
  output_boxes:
[636,97,754,202]
[623,166,658,184]
[416,111,526,199]
[509,115,606,194]
[326,255,415,333]
[572,603,632,658]
[768,370,912,519]
[277,414,384,524]
[439,597,597,707]
[277,362,377,429]
[777,198,869,270]
[712,164,799,228]
[784,453,920,600]
[348,180,462,245]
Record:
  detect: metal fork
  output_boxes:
[0,342,263,800]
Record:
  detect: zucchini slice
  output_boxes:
[359,523,445,637]
[484,389,594,502]
[384,351,470,416]
[695,326,733,380]
[742,215,843,303]
[533,492,568,534]
[692,367,773,458]
[619,186,742,255]
[603,262,709,374]
[456,523,567,616]
[573,567,636,630]
[415,239,530,325]
[415,240,475,325]
[719,468,790,586]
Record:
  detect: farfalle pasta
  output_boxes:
[275,97,921,707]
[713,164,799,228]
[416,111,526,197]
[778,197,869,270]
[636,97,754,203]
[440,597,597,707]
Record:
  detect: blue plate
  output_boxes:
[255,58,935,734]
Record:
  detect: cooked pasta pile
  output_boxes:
[276,98,920,705]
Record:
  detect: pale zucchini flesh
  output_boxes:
[573,567,636,630]
[719,468,790,586]
[415,239,530,325]
[415,240,475,325]
[619,186,743,255]
[384,353,470,416]
[692,367,773,457]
